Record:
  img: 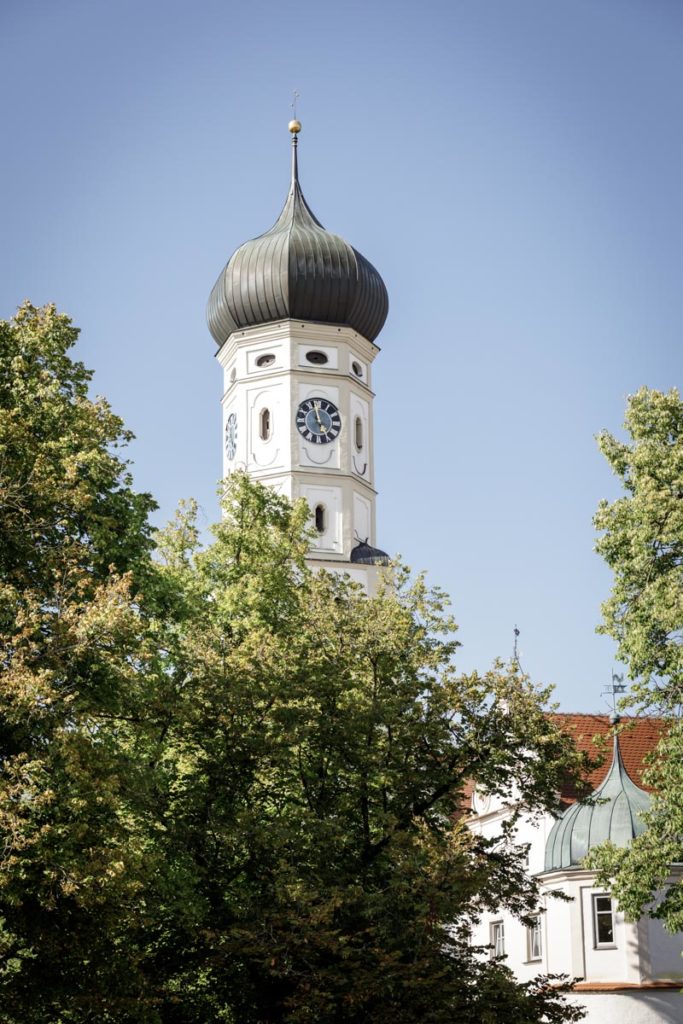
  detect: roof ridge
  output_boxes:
[551,712,666,722]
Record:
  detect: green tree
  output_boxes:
[590,387,683,930]
[138,475,585,1023]
[0,302,159,1020]
[0,304,585,1022]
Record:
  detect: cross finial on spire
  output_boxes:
[288,91,302,186]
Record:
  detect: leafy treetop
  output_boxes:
[591,387,683,932]
[0,304,585,1024]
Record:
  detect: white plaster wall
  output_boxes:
[645,917,683,981]
[349,393,370,482]
[296,342,339,370]
[247,343,286,374]
[545,885,574,977]
[468,796,549,871]
[300,483,342,555]
[247,382,286,473]
[528,813,554,876]
[569,991,683,1024]
[353,492,372,547]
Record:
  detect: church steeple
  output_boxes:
[208,123,390,585]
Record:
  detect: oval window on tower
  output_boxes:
[314,504,326,534]
[256,353,275,368]
[354,416,363,452]
[306,350,328,365]
[351,361,363,378]
[230,366,237,384]
[259,407,271,441]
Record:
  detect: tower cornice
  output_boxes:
[216,319,380,369]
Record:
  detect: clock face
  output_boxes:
[225,413,237,460]
[296,398,342,444]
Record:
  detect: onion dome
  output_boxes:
[207,123,389,346]
[350,540,390,566]
[544,720,652,872]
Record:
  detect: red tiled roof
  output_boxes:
[552,714,666,804]
[463,714,666,815]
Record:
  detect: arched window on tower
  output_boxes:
[314,504,326,534]
[259,408,271,441]
[354,416,363,452]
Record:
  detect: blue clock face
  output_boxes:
[296,398,341,444]
[225,413,237,459]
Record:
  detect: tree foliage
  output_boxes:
[0,304,585,1022]
[0,302,158,1017]
[590,387,683,929]
[595,386,683,707]
[141,484,585,1024]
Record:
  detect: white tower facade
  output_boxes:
[207,123,390,585]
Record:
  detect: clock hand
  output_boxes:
[313,404,325,430]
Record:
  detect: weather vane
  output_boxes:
[602,670,627,720]
[512,625,523,672]
[291,90,300,119]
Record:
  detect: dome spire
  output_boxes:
[206,118,388,347]
[288,117,301,187]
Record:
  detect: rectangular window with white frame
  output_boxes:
[526,915,542,961]
[490,920,505,958]
[592,893,616,948]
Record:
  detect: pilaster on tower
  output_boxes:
[207,122,390,586]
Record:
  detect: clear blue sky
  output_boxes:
[2,0,681,709]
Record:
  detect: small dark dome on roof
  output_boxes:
[207,130,389,346]
[350,541,390,566]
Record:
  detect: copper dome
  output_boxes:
[544,725,652,872]
[207,131,389,346]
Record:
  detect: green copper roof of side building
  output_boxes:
[207,126,389,346]
[544,722,652,872]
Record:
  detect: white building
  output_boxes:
[469,713,683,1023]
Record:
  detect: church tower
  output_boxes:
[206,121,390,585]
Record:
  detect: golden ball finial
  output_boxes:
[288,119,302,135]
